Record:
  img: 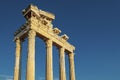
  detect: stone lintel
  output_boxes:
[22,4,55,20]
[64,42,75,52]
[39,10,55,20]
[14,24,28,36]
[14,25,29,41]
[14,24,75,53]
[31,26,75,53]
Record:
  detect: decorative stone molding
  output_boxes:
[22,4,55,21]
[46,39,52,48]
[28,30,36,39]
[61,34,69,41]
[14,24,27,36]
[53,28,61,35]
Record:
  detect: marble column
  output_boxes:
[46,39,53,80]
[69,53,75,80]
[26,30,36,80]
[59,47,66,80]
[14,38,22,80]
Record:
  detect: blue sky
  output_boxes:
[0,0,120,80]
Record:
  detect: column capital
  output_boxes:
[15,37,20,43]
[15,37,22,57]
[46,39,52,48]
[15,37,24,43]
[28,30,36,39]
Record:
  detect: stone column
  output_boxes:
[14,38,22,80]
[59,47,66,80]
[69,53,76,80]
[46,39,53,80]
[26,30,36,80]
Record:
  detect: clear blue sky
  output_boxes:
[0,0,120,80]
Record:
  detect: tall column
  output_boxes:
[26,30,36,80]
[14,38,22,80]
[46,39,53,80]
[59,47,66,80]
[69,53,76,80]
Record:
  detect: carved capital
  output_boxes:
[46,39,52,48]
[15,37,22,47]
[15,37,22,58]
[28,30,36,39]
[15,37,20,43]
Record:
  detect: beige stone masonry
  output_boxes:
[46,39,53,80]
[26,30,36,80]
[59,47,66,80]
[69,53,76,80]
[14,38,22,80]
[13,4,76,80]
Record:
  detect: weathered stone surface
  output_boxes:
[14,38,22,80]
[46,39,53,80]
[26,30,36,80]
[59,47,66,80]
[14,4,76,80]
[69,53,76,80]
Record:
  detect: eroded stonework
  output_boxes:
[13,4,76,80]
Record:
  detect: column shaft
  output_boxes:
[14,38,22,80]
[46,39,53,80]
[26,30,36,80]
[59,47,66,80]
[69,53,76,80]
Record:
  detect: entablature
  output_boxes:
[14,4,75,53]
[31,23,75,52]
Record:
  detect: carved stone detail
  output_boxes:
[61,34,69,40]
[14,4,76,80]
[53,28,61,35]
[46,39,52,48]
[28,30,36,39]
